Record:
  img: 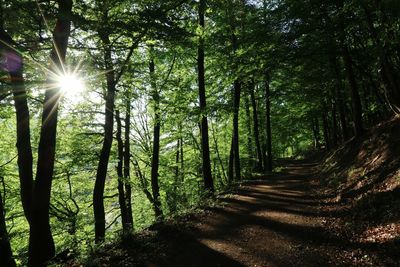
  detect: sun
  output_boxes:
[57,73,85,98]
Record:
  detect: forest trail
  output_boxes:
[151,160,357,267]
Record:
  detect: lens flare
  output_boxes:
[57,73,85,97]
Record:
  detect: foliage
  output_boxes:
[0,0,398,265]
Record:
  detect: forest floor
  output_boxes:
[82,159,399,267]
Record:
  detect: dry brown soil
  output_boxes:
[147,161,380,267]
[89,160,395,267]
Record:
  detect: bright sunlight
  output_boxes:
[57,73,85,98]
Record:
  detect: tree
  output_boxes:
[264,71,273,172]
[197,0,214,193]
[149,47,163,219]
[1,0,73,265]
[92,1,138,243]
[0,174,15,267]
[28,1,73,265]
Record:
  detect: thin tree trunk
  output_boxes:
[116,110,129,235]
[343,48,364,138]
[197,0,214,193]
[29,1,72,265]
[330,92,338,147]
[250,84,263,171]
[179,135,187,204]
[0,26,34,226]
[232,80,242,180]
[169,139,180,212]
[210,122,228,184]
[175,139,180,179]
[228,7,242,181]
[180,134,184,181]
[149,52,163,219]
[228,136,234,183]
[331,54,349,141]
[93,30,116,243]
[337,0,364,138]
[0,187,16,267]
[123,100,133,229]
[262,144,267,170]
[7,61,34,223]
[322,114,331,151]
[244,92,254,162]
[312,117,321,149]
[264,73,273,172]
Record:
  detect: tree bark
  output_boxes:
[264,72,273,172]
[232,80,242,180]
[362,3,400,112]
[330,91,338,147]
[11,70,33,221]
[331,54,349,141]
[312,117,321,149]
[210,122,227,184]
[0,187,16,267]
[149,53,163,219]
[93,29,116,243]
[337,0,364,138]
[123,100,133,230]
[0,28,34,222]
[244,92,254,164]
[228,136,234,183]
[343,47,364,138]
[116,110,129,235]
[197,0,214,193]
[322,114,331,151]
[28,1,72,265]
[250,84,263,171]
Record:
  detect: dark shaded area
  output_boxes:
[316,116,400,266]
[82,160,399,266]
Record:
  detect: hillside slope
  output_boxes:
[317,115,400,265]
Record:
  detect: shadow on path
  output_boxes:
[153,160,361,267]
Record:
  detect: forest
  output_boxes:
[0,0,399,266]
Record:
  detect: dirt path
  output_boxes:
[151,161,357,267]
[95,161,390,266]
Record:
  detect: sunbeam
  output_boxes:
[57,73,85,97]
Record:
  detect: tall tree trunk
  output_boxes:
[29,1,72,265]
[337,0,364,138]
[93,30,116,243]
[250,84,263,171]
[169,139,180,212]
[197,0,214,193]
[262,144,267,170]
[264,72,273,172]
[228,5,242,181]
[343,48,364,138]
[0,187,16,267]
[11,70,33,221]
[330,92,338,147]
[210,122,228,184]
[178,134,187,204]
[244,92,254,162]
[116,110,129,235]
[180,135,184,179]
[331,54,349,141]
[0,28,35,222]
[362,3,400,112]
[312,117,321,149]
[228,137,234,183]
[322,114,331,151]
[149,53,163,219]
[232,80,242,180]
[123,100,133,229]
